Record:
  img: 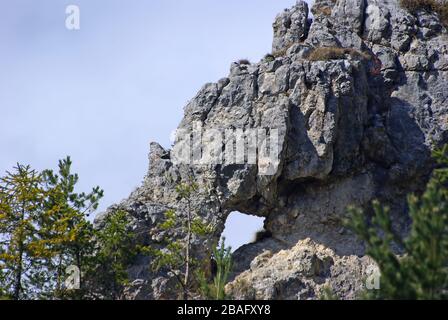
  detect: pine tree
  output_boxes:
[0,164,46,299]
[0,157,149,300]
[90,209,137,300]
[198,238,232,300]
[148,180,214,300]
[0,158,105,300]
[38,157,103,299]
[346,145,448,299]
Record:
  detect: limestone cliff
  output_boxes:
[95,0,448,300]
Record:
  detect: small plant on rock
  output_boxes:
[147,181,215,300]
[264,54,275,63]
[345,145,448,299]
[198,238,233,300]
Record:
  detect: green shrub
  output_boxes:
[346,145,448,299]
[198,238,232,300]
[147,181,215,300]
[264,54,275,63]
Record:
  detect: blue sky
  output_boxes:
[0,0,310,249]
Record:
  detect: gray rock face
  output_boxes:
[272,1,310,53]
[96,0,448,300]
[332,0,366,35]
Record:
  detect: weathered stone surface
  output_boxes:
[226,239,375,300]
[272,1,310,53]
[96,0,448,300]
[331,0,366,35]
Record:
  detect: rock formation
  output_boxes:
[95,0,448,300]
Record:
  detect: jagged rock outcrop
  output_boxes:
[96,0,448,300]
[227,238,375,300]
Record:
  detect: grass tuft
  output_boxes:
[307,47,371,61]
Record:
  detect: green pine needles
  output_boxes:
[198,238,233,300]
[148,180,234,300]
[147,180,215,300]
[0,157,137,300]
[346,145,448,299]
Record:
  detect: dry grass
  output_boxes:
[272,42,296,58]
[400,0,448,28]
[313,6,332,16]
[273,48,288,58]
[307,47,371,61]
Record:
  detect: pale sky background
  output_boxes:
[0,0,312,250]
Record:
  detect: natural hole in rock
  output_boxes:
[220,212,266,252]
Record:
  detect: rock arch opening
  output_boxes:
[220,211,266,252]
